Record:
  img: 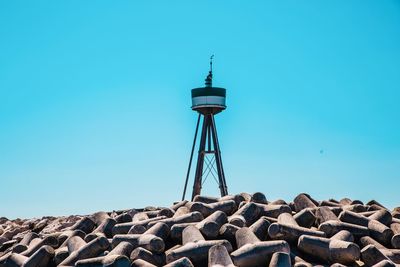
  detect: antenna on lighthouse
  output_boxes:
[205,55,214,87]
[210,55,214,73]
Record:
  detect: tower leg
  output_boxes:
[182,114,201,201]
[210,114,228,196]
[191,115,209,200]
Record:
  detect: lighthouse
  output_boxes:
[182,56,229,200]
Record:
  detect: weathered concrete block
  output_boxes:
[369,209,393,226]
[193,195,220,204]
[69,217,96,235]
[228,203,260,227]
[268,222,325,243]
[255,204,292,219]
[112,234,164,253]
[189,200,237,218]
[21,236,58,257]
[131,258,157,267]
[219,194,246,207]
[249,217,270,241]
[230,240,290,267]
[250,192,268,204]
[196,211,227,239]
[147,212,203,228]
[235,228,260,249]
[219,223,241,247]
[269,252,291,267]
[158,208,175,218]
[170,223,197,244]
[293,194,317,212]
[112,216,167,235]
[339,210,393,245]
[60,236,110,266]
[164,257,194,267]
[390,223,400,249]
[208,244,236,267]
[76,254,131,267]
[130,247,165,266]
[361,245,390,266]
[297,234,360,265]
[293,208,315,228]
[318,220,369,237]
[166,227,232,265]
[371,259,396,267]
[331,230,354,242]
[182,226,205,245]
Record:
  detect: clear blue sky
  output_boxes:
[1,1,399,219]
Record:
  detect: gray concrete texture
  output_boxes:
[0,192,399,266]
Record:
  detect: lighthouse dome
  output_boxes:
[191,86,226,114]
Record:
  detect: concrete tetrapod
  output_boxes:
[196,211,228,239]
[166,226,232,266]
[230,227,290,267]
[112,216,167,235]
[85,218,116,241]
[69,217,96,235]
[75,241,133,267]
[228,203,260,227]
[3,245,55,267]
[290,251,313,267]
[170,200,188,211]
[268,213,325,243]
[59,236,110,266]
[249,217,270,241]
[219,223,241,248]
[23,245,55,267]
[11,232,39,254]
[193,195,219,204]
[269,252,291,267]
[173,207,190,218]
[361,245,392,266]
[390,223,400,248]
[170,223,197,243]
[54,233,86,265]
[293,208,316,228]
[331,230,354,242]
[20,236,58,257]
[369,209,393,226]
[208,244,236,267]
[297,234,360,265]
[112,234,165,253]
[372,259,396,267]
[339,210,393,245]
[250,192,268,204]
[315,206,339,225]
[147,212,204,228]
[189,200,237,218]
[219,194,246,207]
[131,259,157,267]
[318,220,369,238]
[130,247,165,266]
[164,257,194,267]
[254,204,292,219]
[293,194,317,212]
[3,192,400,267]
[112,222,169,254]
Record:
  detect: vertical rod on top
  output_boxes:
[182,114,201,201]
